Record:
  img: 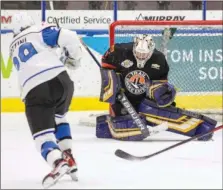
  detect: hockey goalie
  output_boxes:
[96,34,217,141]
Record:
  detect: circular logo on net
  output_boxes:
[125,70,150,95]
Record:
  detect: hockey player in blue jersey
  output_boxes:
[9,12,82,188]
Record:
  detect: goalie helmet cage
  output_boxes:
[108,20,222,120]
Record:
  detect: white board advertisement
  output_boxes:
[1,10,222,30]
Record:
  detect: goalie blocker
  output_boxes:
[96,69,217,141]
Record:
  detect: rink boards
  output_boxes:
[1,94,222,112]
[1,31,222,112]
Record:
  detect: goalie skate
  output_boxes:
[42,159,69,189]
[63,149,78,181]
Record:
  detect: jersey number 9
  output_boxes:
[13,43,37,70]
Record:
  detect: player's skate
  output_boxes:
[42,159,70,189]
[63,149,78,181]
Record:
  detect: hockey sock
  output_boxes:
[55,123,72,151]
[33,130,62,167]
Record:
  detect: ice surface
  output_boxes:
[1,112,222,189]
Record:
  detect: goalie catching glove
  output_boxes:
[147,81,176,107]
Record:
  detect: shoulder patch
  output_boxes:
[121,59,134,68]
[151,63,160,70]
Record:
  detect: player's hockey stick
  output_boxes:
[115,124,223,161]
[79,38,102,68]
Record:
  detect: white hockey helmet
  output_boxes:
[133,34,155,68]
[11,12,35,35]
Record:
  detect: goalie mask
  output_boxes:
[133,34,155,68]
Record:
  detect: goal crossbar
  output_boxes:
[109,20,223,46]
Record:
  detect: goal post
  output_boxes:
[109,20,223,117]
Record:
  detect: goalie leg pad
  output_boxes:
[96,115,113,139]
[138,99,217,140]
[194,121,216,141]
[96,115,147,141]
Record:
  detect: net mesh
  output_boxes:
[110,22,222,118]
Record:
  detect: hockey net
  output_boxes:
[109,20,222,120]
[78,20,222,126]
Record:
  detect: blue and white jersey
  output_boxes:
[9,23,82,100]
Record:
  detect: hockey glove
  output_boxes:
[60,47,81,70]
[148,81,176,107]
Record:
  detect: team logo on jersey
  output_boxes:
[121,59,134,68]
[125,70,150,95]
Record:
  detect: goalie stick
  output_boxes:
[116,93,150,138]
[115,124,223,161]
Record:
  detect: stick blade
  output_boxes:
[115,149,146,161]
